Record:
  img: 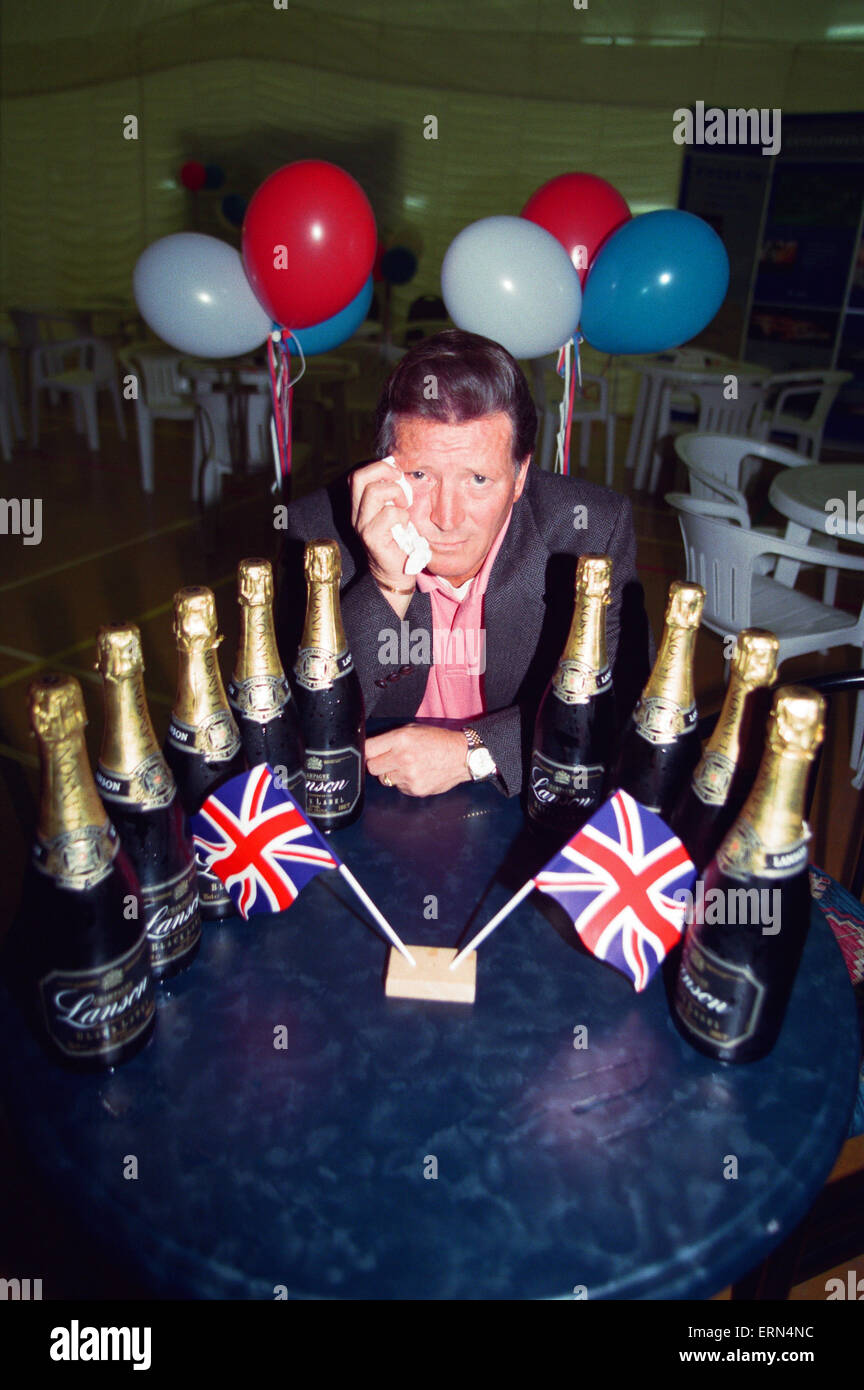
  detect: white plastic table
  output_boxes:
[769,463,864,539]
[769,463,864,586]
[181,359,273,501]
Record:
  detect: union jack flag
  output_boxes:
[534,789,696,991]
[190,764,339,919]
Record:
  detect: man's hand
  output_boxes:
[349,458,416,593]
[366,725,471,797]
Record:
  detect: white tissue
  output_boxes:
[390,521,432,575]
[383,455,430,574]
[382,455,413,505]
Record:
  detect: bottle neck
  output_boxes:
[99,670,160,774]
[39,732,108,840]
[174,647,231,727]
[738,744,809,852]
[642,624,697,711]
[300,577,347,656]
[235,603,285,681]
[701,669,752,765]
[559,592,608,671]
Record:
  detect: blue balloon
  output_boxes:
[204,164,226,190]
[221,193,247,227]
[580,210,730,355]
[286,275,374,356]
[380,245,418,285]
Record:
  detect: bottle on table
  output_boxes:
[672,685,825,1064]
[228,558,305,806]
[670,629,779,872]
[95,623,201,983]
[293,539,365,832]
[611,579,705,819]
[163,587,245,919]
[24,674,156,1070]
[524,553,615,839]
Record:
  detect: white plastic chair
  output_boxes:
[674,432,840,604]
[674,432,816,494]
[10,308,91,411]
[119,347,196,494]
[532,360,616,484]
[753,370,852,459]
[30,336,126,451]
[666,492,864,770]
[646,378,765,492]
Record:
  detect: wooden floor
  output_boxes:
[1,386,862,1301]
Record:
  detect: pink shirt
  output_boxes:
[414,512,513,719]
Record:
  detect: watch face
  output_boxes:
[468,746,496,781]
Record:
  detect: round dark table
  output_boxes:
[0,777,859,1300]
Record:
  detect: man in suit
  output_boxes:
[276,330,652,797]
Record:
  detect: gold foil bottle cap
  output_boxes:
[304,540,342,585]
[665,580,705,629]
[172,587,222,651]
[237,558,273,607]
[731,629,779,687]
[29,673,87,742]
[95,623,145,681]
[575,554,612,602]
[767,686,826,759]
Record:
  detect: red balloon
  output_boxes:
[522,173,630,287]
[242,160,377,328]
[180,160,207,192]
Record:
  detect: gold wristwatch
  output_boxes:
[463,725,498,782]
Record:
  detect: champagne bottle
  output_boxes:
[524,554,615,837]
[293,540,365,831]
[164,587,245,918]
[25,674,156,1069]
[672,686,825,1064]
[611,580,705,818]
[95,624,201,982]
[228,558,305,806]
[670,629,779,871]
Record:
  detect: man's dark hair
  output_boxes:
[374,329,537,469]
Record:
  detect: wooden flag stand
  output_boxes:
[383,878,536,1003]
[385,945,477,1003]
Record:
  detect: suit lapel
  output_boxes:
[482,476,548,710]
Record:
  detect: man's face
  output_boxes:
[391,413,530,586]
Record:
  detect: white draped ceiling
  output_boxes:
[1,1,863,318]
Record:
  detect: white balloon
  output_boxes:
[133,233,272,358]
[441,216,582,359]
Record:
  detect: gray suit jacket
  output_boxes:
[276,465,653,796]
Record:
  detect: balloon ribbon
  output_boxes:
[268,328,304,495]
[554,335,583,476]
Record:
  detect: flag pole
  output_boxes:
[338,864,417,967]
[449,880,535,970]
